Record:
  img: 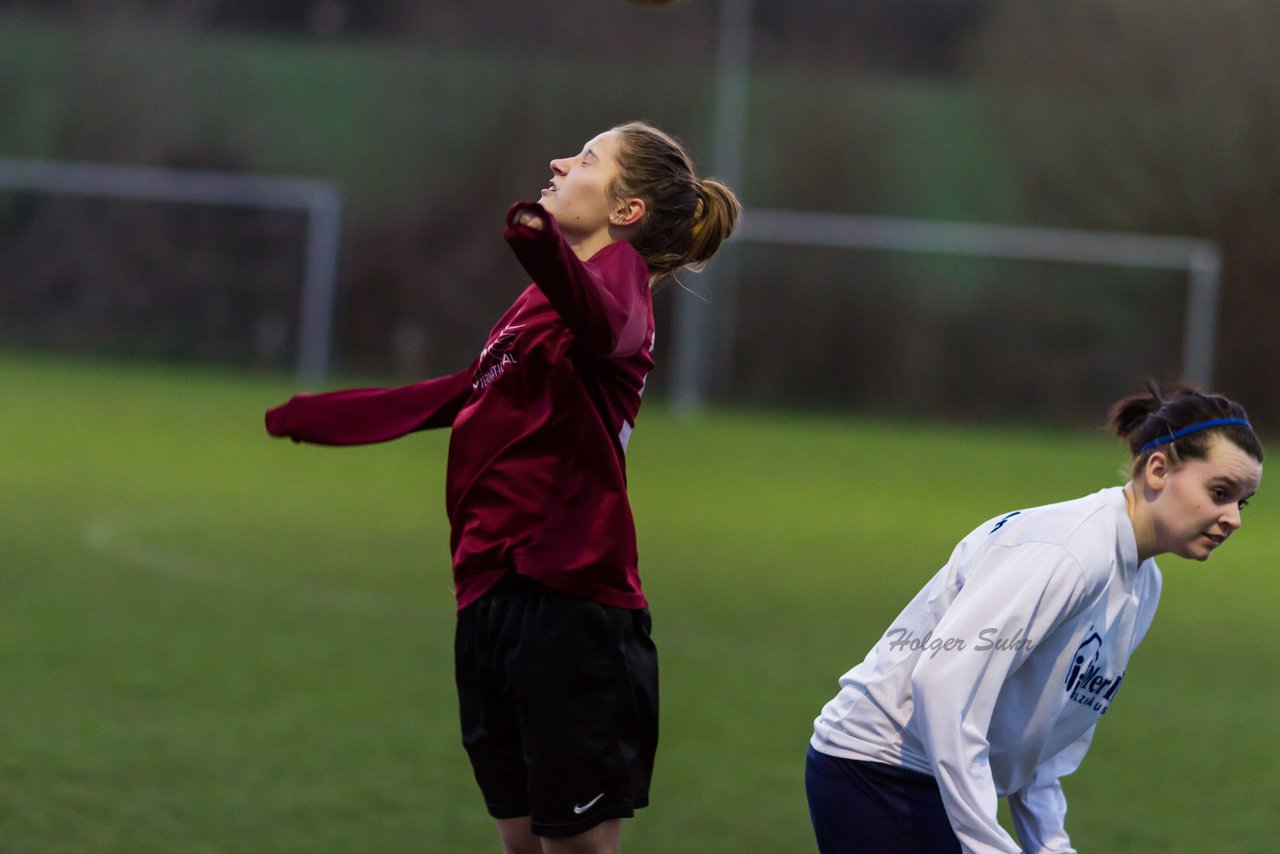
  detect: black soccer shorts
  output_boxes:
[455,572,659,838]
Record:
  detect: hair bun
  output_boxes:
[1108,379,1262,465]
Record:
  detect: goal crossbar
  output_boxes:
[0,156,342,380]
[672,207,1221,410]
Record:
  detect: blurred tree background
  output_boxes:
[0,0,1274,426]
[970,0,1280,425]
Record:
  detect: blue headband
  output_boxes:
[1139,417,1253,452]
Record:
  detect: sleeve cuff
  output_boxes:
[504,201,560,240]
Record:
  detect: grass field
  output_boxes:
[2,353,1277,853]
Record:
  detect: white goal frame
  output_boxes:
[670,208,1222,412]
[0,156,342,381]
[0,158,1222,401]
[670,0,1223,413]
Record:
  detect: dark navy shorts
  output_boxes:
[455,573,658,838]
[805,746,961,853]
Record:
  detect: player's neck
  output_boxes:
[564,229,616,262]
[1124,481,1158,562]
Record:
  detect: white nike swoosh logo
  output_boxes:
[572,792,605,815]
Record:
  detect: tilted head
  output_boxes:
[1109,382,1263,561]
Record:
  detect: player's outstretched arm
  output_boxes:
[265,368,473,445]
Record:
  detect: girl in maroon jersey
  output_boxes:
[266,122,740,854]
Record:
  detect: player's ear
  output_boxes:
[1142,450,1172,492]
[611,197,645,228]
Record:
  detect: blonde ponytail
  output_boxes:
[682,178,741,272]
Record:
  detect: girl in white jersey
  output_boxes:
[807,384,1263,854]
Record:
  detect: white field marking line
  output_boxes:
[82,511,431,617]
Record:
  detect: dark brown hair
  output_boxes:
[608,121,742,281]
[1108,380,1263,474]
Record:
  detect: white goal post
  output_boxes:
[0,156,342,381]
[669,208,1222,412]
[671,0,1223,413]
[0,158,1222,404]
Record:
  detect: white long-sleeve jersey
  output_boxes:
[811,487,1162,854]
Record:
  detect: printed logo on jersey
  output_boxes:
[989,511,1022,534]
[473,322,523,390]
[1065,628,1125,714]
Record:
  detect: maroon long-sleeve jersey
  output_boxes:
[265,202,655,610]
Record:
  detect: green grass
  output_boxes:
[2,353,1277,852]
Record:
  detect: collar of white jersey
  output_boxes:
[1101,485,1142,573]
